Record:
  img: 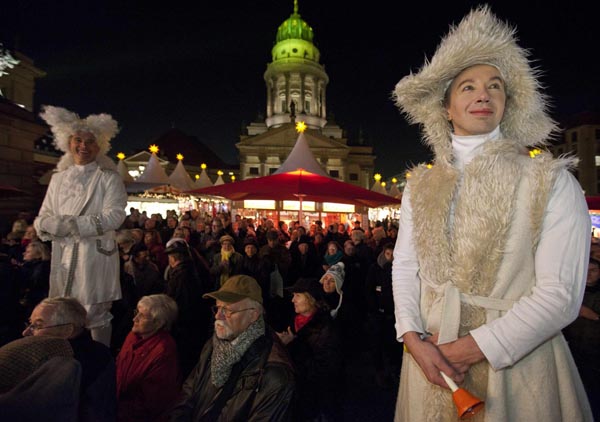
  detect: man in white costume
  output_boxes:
[392,6,593,421]
[34,105,127,347]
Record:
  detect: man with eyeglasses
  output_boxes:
[169,274,295,421]
[23,297,117,421]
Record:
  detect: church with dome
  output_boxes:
[236,1,376,187]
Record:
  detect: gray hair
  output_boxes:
[26,241,50,261]
[40,297,87,329]
[116,230,135,245]
[138,294,178,331]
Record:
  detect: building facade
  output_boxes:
[548,112,600,195]
[236,3,376,187]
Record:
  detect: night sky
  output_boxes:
[2,1,598,178]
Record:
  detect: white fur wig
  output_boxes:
[393,5,556,162]
[39,105,119,171]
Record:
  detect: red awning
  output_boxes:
[187,169,401,208]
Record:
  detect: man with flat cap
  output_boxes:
[169,274,295,421]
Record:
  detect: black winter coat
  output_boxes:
[287,310,343,421]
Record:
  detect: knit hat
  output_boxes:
[219,234,235,245]
[0,336,73,393]
[320,261,345,294]
[203,274,263,304]
[393,5,555,162]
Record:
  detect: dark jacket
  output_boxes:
[166,260,211,378]
[287,310,343,421]
[365,253,395,317]
[169,329,295,422]
[69,330,117,422]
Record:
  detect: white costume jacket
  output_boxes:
[35,161,127,306]
[392,137,593,421]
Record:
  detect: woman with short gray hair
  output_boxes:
[116,294,181,421]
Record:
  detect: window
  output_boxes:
[249,167,259,175]
[349,173,359,181]
[329,170,340,178]
[596,128,600,140]
[571,132,578,143]
[269,168,277,175]
[304,100,310,113]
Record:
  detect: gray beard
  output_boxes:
[210,317,265,388]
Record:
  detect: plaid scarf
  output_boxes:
[210,317,265,387]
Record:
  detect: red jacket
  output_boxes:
[116,330,181,422]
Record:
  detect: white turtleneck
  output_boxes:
[451,126,501,170]
[392,129,590,370]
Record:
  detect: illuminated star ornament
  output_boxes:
[529,148,542,158]
[149,144,159,154]
[295,121,307,133]
[201,163,207,170]
[176,153,184,161]
[374,173,382,182]
[116,152,125,160]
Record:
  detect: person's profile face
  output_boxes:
[213,299,257,341]
[446,64,506,137]
[69,131,100,165]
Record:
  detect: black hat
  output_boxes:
[297,234,312,245]
[285,277,323,301]
[165,239,190,255]
[243,236,258,247]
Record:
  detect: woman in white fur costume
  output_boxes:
[391,6,593,421]
[34,105,127,347]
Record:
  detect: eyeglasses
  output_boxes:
[23,322,73,333]
[133,309,154,321]
[211,305,256,318]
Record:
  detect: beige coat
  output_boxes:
[394,141,592,422]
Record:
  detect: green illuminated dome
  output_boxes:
[276,1,314,43]
[272,0,320,62]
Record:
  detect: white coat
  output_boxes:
[35,161,127,306]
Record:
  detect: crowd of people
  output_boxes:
[1,5,598,421]
[0,206,402,421]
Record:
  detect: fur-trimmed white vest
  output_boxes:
[395,140,592,421]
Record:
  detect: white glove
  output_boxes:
[39,215,76,237]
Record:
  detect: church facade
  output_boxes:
[236,3,376,187]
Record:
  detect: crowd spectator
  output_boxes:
[23,297,117,422]
[322,240,344,272]
[16,241,51,319]
[170,275,295,421]
[165,239,211,378]
[116,294,181,422]
[365,242,402,389]
[209,234,243,289]
[563,256,600,419]
[143,229,168,273]
[277,277,343,422]
[288,234,322,284]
